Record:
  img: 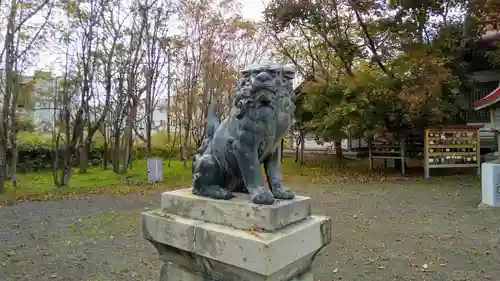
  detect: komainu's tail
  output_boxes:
[195,101,219,158]
[206,101,219,140]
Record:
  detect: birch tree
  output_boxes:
[136,0,174,157]
[0,0,52,191]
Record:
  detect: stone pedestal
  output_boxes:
[141,188,331,281]
[480,162,500,208]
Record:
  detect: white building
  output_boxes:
[26,77,170,135]
[31,78,62,132]
[290,132,368,151]
[134,98,170,136]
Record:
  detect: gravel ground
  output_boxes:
[1,179,500,281]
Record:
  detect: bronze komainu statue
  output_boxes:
[192,62,296,205]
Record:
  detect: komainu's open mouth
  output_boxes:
[254,89,275,106]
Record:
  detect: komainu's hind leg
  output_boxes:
[192,154,233,200]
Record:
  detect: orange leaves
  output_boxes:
[392,51,458,125]
[281,157,411,185]
[248,223,261,238]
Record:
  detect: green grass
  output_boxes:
[0,155,480,205]
[0,159,192,205]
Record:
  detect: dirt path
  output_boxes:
[0,194,161,281]
[1,179,500,281]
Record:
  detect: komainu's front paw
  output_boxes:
[251,188,275,205]
[192,185,233,200]
[272,184,295,200]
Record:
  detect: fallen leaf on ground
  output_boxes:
[249,224,260,238]
[153,211,171,218]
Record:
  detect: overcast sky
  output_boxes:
[29,0,269,75]
[241,0,267,21]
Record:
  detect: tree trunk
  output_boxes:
[145,70,153,158]
[183,117,191,168]
[102,122,108,169]
[61,105,73,188]
[295,144,299,162]
[0,136,6,192]
[146,113,152,158]
[0,0,17,193]
[9,131,18,187]
[122,130,132,173]
[166,48,171,143]
[52,134,60,186]
[300,132,305,166]
[62,150,72,187]
[112,130,121,173]
[79,140,90,172]
[51,75,61,186]
[168,122,179,167]
[122,101,137,173]
[8,71,22,187]
[179,118,186,161]
[334,140,343,158]
[294,135,300,162]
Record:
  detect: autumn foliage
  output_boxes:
[265,0,499,142]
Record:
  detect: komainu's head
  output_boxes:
[237,62,296,106]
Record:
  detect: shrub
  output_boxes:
[8,133,103,172]
[9,132,197,173]
[133,132,197,159]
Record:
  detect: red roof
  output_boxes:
[472,85,500,110]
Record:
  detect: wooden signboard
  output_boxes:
[424,125,482,178]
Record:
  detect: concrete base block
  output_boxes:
[481,162,500,207]
[160,263,205,281]
[161,188,312,232]
[142,189,331,281]
[159,262,314,281]
[477,202,494,210]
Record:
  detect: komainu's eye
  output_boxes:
[283,65,295,80]
[283,70,295,80]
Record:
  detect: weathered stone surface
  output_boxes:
[158,262,314,281]
[160,263,205,281]
[161,188,312,232]
[141,210,330,279]
[141,210,201,252]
